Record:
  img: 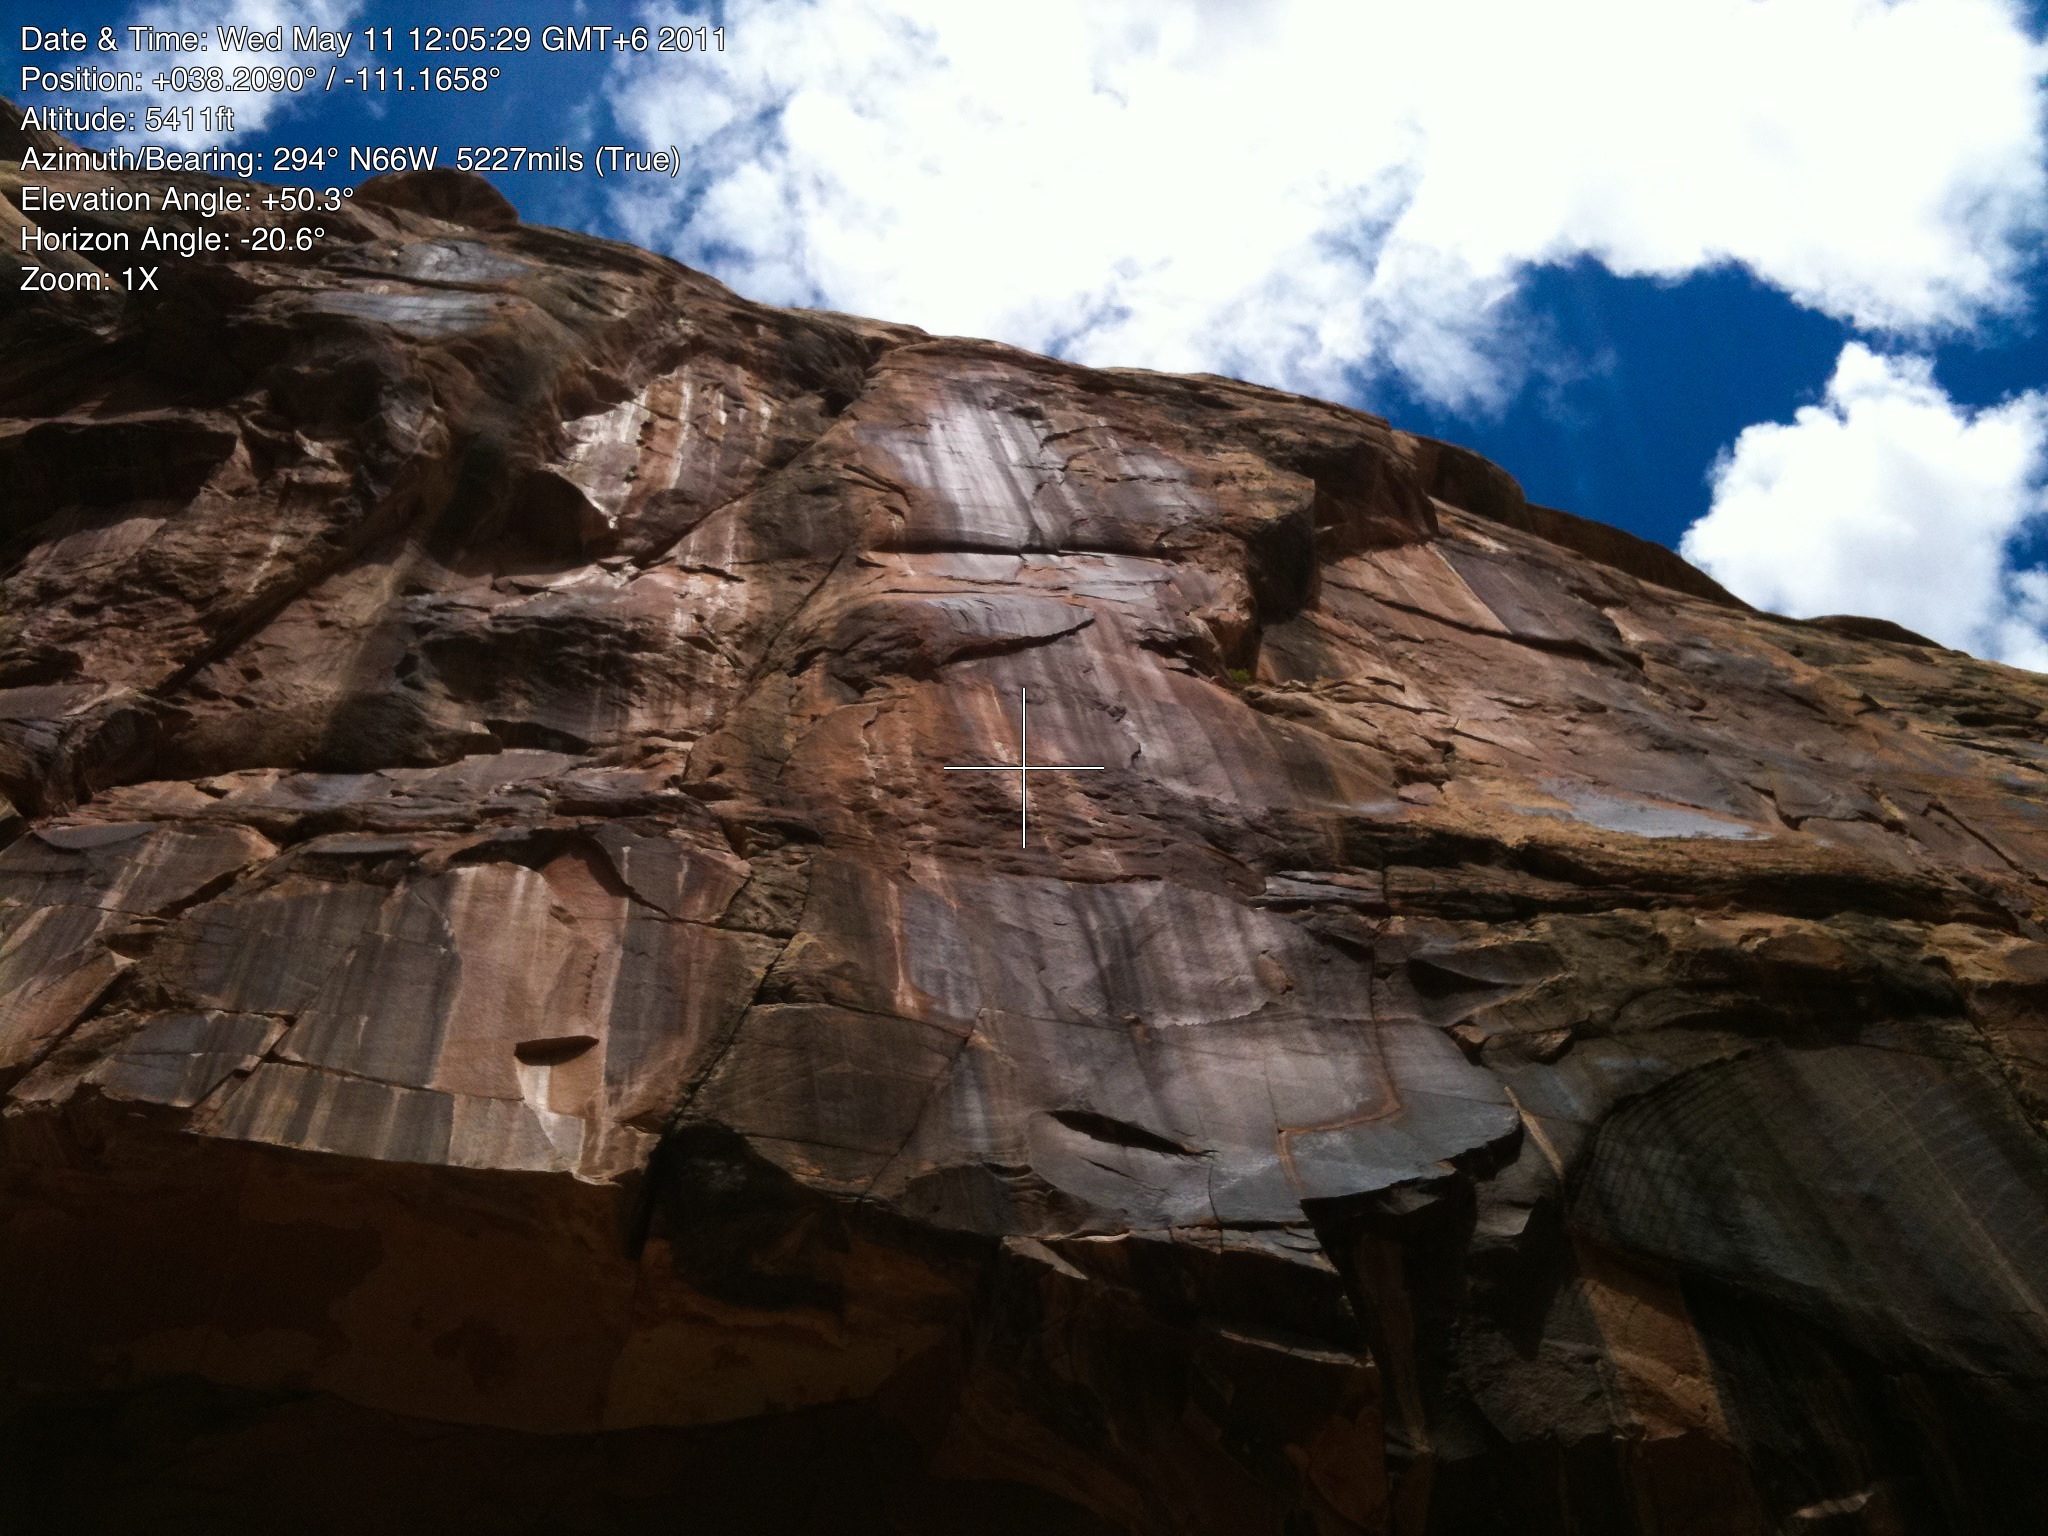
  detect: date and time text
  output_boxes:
[13,18,720,293]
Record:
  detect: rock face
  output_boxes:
[6,126,2048,1535]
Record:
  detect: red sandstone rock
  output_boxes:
[4,105,2047,1533]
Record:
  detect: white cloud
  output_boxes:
[1681,343,2048,667]
[119,0,362,142]
[609,0,2048,406]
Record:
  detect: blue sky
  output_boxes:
[16,0,2048,664]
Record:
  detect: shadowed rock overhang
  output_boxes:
[4,116,2047,1536]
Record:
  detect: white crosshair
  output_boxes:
[944,686,1104,848]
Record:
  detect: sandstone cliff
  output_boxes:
[5,116,2048,1534]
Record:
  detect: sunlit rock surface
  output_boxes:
[5,116,2048,1534]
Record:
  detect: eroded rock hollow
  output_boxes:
[6,114,2048,1534]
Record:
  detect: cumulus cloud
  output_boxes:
[1681,344,2048,667]
[608,0,2048,405]
[118,0,361,142]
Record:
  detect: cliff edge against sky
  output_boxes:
[4,108,2048,1534]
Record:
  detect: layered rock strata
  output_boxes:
[5,115,2048,1534]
